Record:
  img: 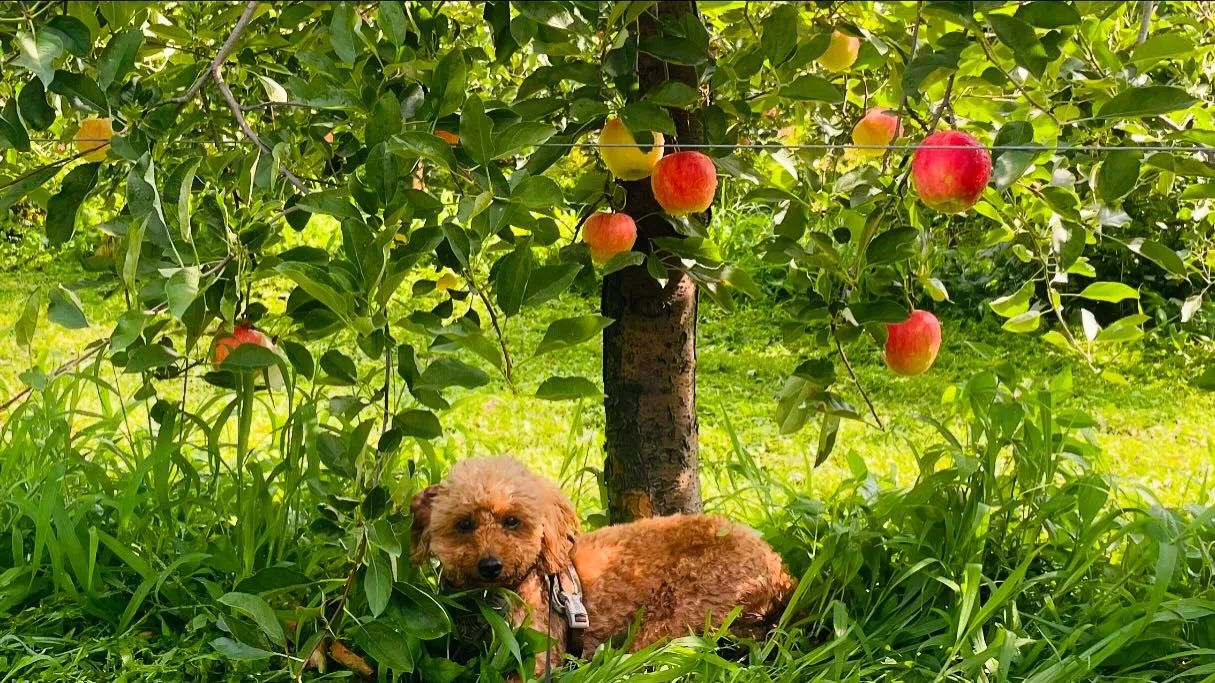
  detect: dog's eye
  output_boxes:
[502,515,521,530]
[454,517,475,533]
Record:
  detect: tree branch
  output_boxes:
[157,0,261,109]
[213,67,310,193]
[974,31,1060,127]
[465,272,515,392]
[882,0,923,174]
[1137,0,1155,45]
[835,333,883,431]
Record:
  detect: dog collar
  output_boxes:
[548,565,589,632]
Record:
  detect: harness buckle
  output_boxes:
[561,592,590,629]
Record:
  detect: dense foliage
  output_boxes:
[2,0,1214,680]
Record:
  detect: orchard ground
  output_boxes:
[4,243,1212,510]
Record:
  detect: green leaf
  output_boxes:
[366,90,402,148]
[1129,32,1194,68]
[351,621,416,674]
[1127,238,1187,277]
[211,637,273,661]
[1096,86,1198,119]
[45,163,100,246]
[439,223,470,271]
[47,71,109,113]
[218,592,286,648]
[365,549,391,618]
[0,166,59,214]
[847,300,909,324]
[397,409,443,439]
[459,95,494,166]
[988,14,1049,77]
[419,358,489,390]
[536,376,601,400]
[98,27,143,90]
[619,100,677,137]
[14,31,63,87]
[48,285,88,329]
[1002,310,1042,333]
[1181,294,1202,324]
[221,344,281,370]
[494,242,532,316]
[320,349,358,384]
[761,4,799,66]
[1181,183,1215,199]
[989,280,1035,318]
[165,266,200,320]
[494,122,555,159]
[379,1,408,45]
[330,1,359,63]
[638,34,709,65]
[1098,151,1141,204]
[1014,1,1081,27]
[0,99,30,152]
[177,160,199,240]
[1196,366,1215,391]
[281,340,314,378]
[109,311,145,353]
[992,122,1038,190]
[644,81,701,108]
[125,343,180,373]
[721,265,762,298]
[18,78,55,131]
[44,16,91,57]
[1078,281,1138,303]
[512,176,564,209]
[430,50,467,118]
[533,315,614,357]
[391,132,458,172]
[780,75,843,102]
[524,263,581,305]
[865,228,918,266]
[1095,314,1147,343]
[14,290,41,349]
[365,142,399,206]
[298,190,361,219]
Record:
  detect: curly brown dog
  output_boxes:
[410,457,795,676]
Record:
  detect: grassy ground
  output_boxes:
[3,249,1213,508]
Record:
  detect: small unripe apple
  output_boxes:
[852,108,901,156]
[435,272,460,292]
[817,30,861,72]
[75,118,114,162]
[212,324,275,368]
[884,310,942,376]
[582,212,637,263]
[598,118,664,180]
[435,129,460,144]
[911,130,992,213]
[651,151,717,216]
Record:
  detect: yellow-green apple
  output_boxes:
[911,130,992,213]
[817,30,861,72]
[583,212,637,263]
[884,310,942,376]
[75,118,114,162]
[651,151,717,216]
[598,117,664,180]
[852,108,901,156]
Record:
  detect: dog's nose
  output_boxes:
[477,556,503,580]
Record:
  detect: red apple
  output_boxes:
[212,323,275,369]
[818,30,861,72]
[884,310,942,376]
[435,129,460,144]
[911,130,992,213]
[583,212,637,263]
[651,151,717,216]
[852,108,902,156]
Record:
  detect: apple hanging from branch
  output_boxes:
[911,130,992,213]
[651,151,718,216]
[583,212,638,263]
[884,310,942,376]
[598,118,664,180]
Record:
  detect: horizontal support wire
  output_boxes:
[25,138,1215,153]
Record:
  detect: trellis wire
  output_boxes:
[23,138,1215,154]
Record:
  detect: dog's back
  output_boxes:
[569,514,795,656]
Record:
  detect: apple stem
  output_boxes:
[834,332,884,431]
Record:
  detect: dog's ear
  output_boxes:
[409,484,444,564]
[537,481,579,575]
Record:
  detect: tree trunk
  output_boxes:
[603,0,705,523]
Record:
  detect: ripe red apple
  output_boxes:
[818,30,861,72]
[852,108,902,156]
[212,323,275,368]
[651,151,717,216]
[598,117,664,180]
[911,130,992,213]
[583,212,637,263]
[884,310,942,376]
[435,129,460,144]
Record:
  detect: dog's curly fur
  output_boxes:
[410,457,795,675]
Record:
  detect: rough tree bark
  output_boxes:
[603,0,706,523]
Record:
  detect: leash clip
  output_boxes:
[550,573,590,630]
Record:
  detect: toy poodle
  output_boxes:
[409,457,795,676]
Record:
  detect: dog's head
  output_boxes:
[409,457,578,588]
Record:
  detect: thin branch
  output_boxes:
[213,67,310,193]
[156,0,261,109]
[974,31,1060,127]
[882,0,923,174]
[1137,0,1155,45]
[925,73,956,132]
[465,272,516,392]
[240,100,318,111]
[835,333,884,431]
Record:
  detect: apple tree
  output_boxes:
[3,0,1214,533]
